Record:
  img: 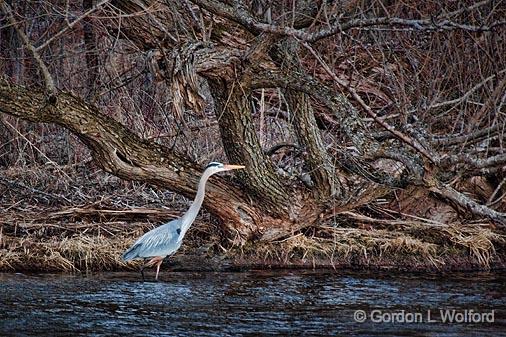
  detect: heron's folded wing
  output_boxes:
[122,221,181,260]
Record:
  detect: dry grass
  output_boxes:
[0,164,178,272]
[239,223,505,271]
[0,232,137,272]
[1,216,504,273]
[0,164,231,272]
[443,225,503,268]
[1,165,505,272]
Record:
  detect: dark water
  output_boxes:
[0,270,505,336]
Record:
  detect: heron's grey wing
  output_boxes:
[122,219,182,261]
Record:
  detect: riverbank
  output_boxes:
[1,213,505,273]
[1,166,505,273]
[1,224,505,273]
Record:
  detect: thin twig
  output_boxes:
[429,69,505,111]
[433,124,502,146]
[0,1,55,94]
[0,176,71,204]
[301,41,437,163]
[191,0,503,42]
[35,0,112,51]
[487,177,506,206]
[3,120,72,180]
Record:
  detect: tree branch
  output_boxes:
[428,179,506,228]
[440,153,506,170]
[0,1,55,95]
[191,0,504,42]
[428,69,505,111]
[432,124,503,147]
[208,77,291,214]
[301,41,438,164]
[274,38,340,199]
[0,79,258,227]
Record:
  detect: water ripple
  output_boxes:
[0,270,505,336]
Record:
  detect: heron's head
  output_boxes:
[205,161,245,174]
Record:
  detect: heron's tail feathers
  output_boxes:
[122,243,141,261]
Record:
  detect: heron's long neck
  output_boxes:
[179,170,212,236]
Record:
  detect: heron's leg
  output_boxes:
[140,258,148,281]
[155,258,164,281]
[143,256,163,281]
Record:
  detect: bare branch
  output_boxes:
[428,180,506,228]
[0,1,55,94]
[440,153,506,170]
[301,41,438,164]
[0,175,71,204]
[191,0,504,42]
[488,177,506,206]
[433,124,503,147]
[428,69,506,111]
[35,0,112,52]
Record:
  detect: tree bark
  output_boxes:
[276,38,339,199]
[0,79,267,241]
[208,78,291,215]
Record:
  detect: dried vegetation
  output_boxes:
[1,164,504,272]
[241,220,504,272]
[0,165,211,272]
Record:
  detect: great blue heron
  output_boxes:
[122,162,245,280]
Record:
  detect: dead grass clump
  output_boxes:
[57,235,132,271]
[0,235,76,272]
[244,227,446,269]
[379,236,442,267]
[405,223,505,268]
[237,220,506,271]
[443,225,504,268]
[0,250,21,271]
[0,233,140,272]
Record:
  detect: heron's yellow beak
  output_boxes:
[224,164,245,170]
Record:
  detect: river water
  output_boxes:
[0,270,505,336]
